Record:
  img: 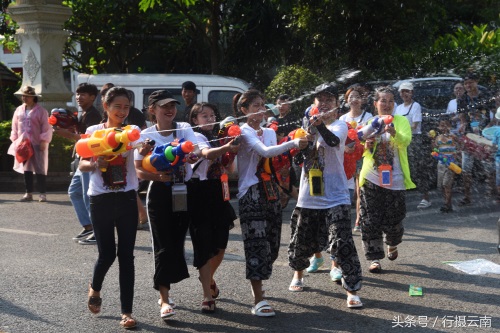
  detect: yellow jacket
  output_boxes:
[359,115,416,189]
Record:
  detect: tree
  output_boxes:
[265,65,323,118]
[432,24,500,86]
[284,0,450,81]
[0,0,17,51]
[63,0,190,74]
[138,0,288,88]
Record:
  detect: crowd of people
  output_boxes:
[7,70,500,329]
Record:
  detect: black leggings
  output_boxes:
[89,190,138,314]
[23,171,46,193]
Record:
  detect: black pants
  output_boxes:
[89,190,138,314]
[23,171,46,193]
[359,181,406,261]
[147,181,190,290]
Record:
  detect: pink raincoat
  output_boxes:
[8,104,53,174]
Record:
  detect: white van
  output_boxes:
[76,73,251,121]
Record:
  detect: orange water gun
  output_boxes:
[218,117,242,167]
[75,125,141,171]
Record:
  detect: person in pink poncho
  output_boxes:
[9,86,52,202]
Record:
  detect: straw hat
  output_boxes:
[19,86,40,97]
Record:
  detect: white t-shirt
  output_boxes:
[339,111,374,128]
[364,132,405,190]
[191,132,214,180]
[86,124,142,196]
[446,99,458,114]
[297,120,351,209]
[395,101,422,134]
[237,123,299,199]
[134,122,199,181]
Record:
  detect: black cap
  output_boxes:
[148,90,180,106]
[277,94,290,101]
[463,72,479,81]
[182,81,197,91]
[313,83,338,97]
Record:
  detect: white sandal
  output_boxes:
[288,278,304,292]
[157,297,176,308]
[251,300,276,317]
[347,294,363,308]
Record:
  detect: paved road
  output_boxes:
[0,188,499,333]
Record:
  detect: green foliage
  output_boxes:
[265,65,323,117]
[49,134,74,155]
[136,0,288,88]
[431,24,500,85]
[0,82,21,122]
[0,120,11,143]
[285,0,450,80]
[5,0,500,88]
[0,0,18,50]
[47,134,74,172]
[139,0,156,11]
[64,0,180,73]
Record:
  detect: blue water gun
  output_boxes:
[142,138,195,173]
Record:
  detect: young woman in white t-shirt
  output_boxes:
[288,85,363,308]
[79,87,142,329]
[134,90,199,321]
[187,103,239,313]
[339,86,374,233]
[235,89,308,317]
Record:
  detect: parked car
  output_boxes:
[392,77,462,113]
[392,76,490,113]
[75,73,251,122]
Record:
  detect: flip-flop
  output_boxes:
[157,297,176,308]
[387,246,398,261]
[87,283,101,314]
[347,295,363,308]
[88,295,102,314]
[201,299,216,313]
[288,278,304,292]
[160,303,176,319]
[251,300,275,317]
[210,281,220,299]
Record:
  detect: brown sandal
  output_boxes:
[120,315,137,329]
[201,300,216,313]
[88,284,102,314]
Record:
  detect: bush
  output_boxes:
[0,120,12,144]
[48,134,75,172]
[265,65,324,120]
